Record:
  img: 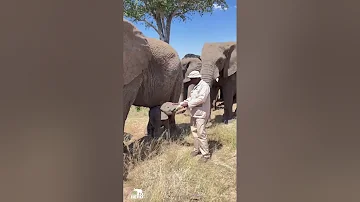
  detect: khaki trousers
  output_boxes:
[190,117,210,158]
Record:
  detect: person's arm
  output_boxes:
[187,84,210,109]
[184,96,191,103]
[179,95,192,106]
[179,98,190,106]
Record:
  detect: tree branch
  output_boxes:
[141,19,162,35]
[171,11,179,18]
[124,0,229,44]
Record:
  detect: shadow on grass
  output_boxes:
[179,135,223,156]
[209,140,223,155]
[210,114,237,126]
[177,122,223,156]
[212,115,224,124]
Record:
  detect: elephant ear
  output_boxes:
[123,19,151,86]
[160,111,169,121]
[223,44,237,78]
[181,57,202,83]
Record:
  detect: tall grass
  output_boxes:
[124,106,237,202]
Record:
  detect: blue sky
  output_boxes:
[125,0,237,58]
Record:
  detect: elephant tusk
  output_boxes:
[216,78,219,82]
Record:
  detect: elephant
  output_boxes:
[180,54,224,112]
[179,54,202,102]
[200,42,237,124]
[211,78,222,110]
[123,19,153,156]
[147,106,170,139]
[123,19,152,133]
[132,37,183,135]
[147,102,179,139]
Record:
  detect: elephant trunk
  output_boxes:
[179,82,184,102]
[200,61,217,87]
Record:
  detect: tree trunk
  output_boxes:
[154,16,171,44]
[164,16,172,43]
[159,34,169,43]
[159,23,170,44]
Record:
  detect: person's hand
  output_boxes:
[175,106,187,114]
[180,101,188,107]
[171,105,180,112]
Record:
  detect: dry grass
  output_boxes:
[124,105,237,202]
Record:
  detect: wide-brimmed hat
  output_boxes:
[187,70,202,79]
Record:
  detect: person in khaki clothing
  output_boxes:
[180,71,211,162]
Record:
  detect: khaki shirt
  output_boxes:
[183,80,211,119]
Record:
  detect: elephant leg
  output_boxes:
[163,119,170,140]
[222,73,237,124]
[215,89,221,110]
[123,143,128,154]
[233,94,237,118]
[153,123,161,138]
[148,106,162,138]
[215,89,218,109]
[222,92,233,124]
[221,84,235,124]
[168,114,176,131]
[123,75,143,126]
[146,120,154,137]
[123,96,134,131]
[123,75,143,152]
[230,74,237,119]
[219,88,224,101]
[210,86,219,111]
[147,108,154,137]
[210,91,215,110]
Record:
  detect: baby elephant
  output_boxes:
[147,102,180,139]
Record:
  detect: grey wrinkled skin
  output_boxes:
[133,37,183,135]
[180,54,226,112]
[211,80,222,110]
[160,102,179,115]
[123,19,152,151]
[147,105,172,138]
[147,106,162,138]
[179,54,202,102]
[123,22,182,142]
[199,42,237,124]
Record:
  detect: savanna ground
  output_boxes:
[123,104,237,202]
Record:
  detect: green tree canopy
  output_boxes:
[124,0,228,43]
